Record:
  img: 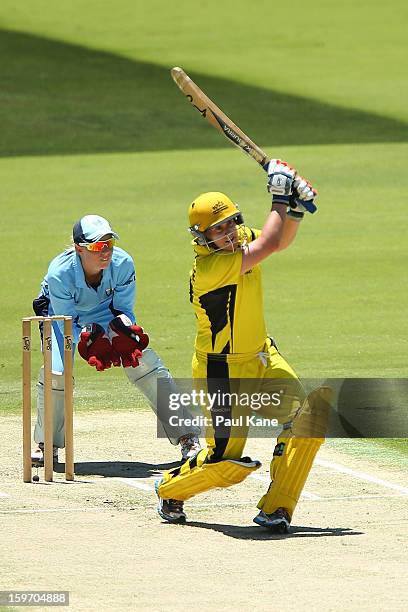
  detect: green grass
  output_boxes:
[1,144,407,415]
[0,1,407,157]
[1,0,407,122]
[0,29,406,158]
[374,439,408,457]
[327,439,408,467]
[0,1,407,460]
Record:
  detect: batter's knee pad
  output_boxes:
[158,455,261,501]
[292,386,332,438]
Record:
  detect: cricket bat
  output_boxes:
[170,67,316,214]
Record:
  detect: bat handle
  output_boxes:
[301,200,317,214]
[262,162,317,214]
[294,199,317,214]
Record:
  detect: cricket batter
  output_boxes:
[31,214,200,465]
[156,160,329,532]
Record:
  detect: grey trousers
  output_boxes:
[34,347,200,447]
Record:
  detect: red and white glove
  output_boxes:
[108,314,149,368]
[77,324,115,371]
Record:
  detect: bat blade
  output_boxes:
[171,67,269,168]
[171,67,316,214]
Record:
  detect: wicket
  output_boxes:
[22,316,74,483]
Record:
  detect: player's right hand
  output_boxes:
[77,323,114,371]
[266,159,297,205]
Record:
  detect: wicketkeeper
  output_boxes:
[31,214,200,465]
[155,160,329,532]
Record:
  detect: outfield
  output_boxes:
[0,1,407,610]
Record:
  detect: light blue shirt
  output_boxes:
[39,247,136,344]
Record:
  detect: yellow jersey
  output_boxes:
[190,227,267,355]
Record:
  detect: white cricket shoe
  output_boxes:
[155,479,186,524]
[31,443,58,466]
[253,508,291,533]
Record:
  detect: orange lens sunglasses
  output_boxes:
[79,238,115,252]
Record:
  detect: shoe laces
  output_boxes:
[273,507,290,521]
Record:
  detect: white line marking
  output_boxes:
[189,495,408,507]
[316,493,408,501]
[300,491,321,500]
[190,501,270,507]
[114,474,406,508]
[0,507,103,515]
[315,459,408,495]
[249,472,321,499]
[116,475,322,500]
[116,478,153,491]
[0,479,102,487]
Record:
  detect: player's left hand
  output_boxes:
[266,159,297,204]
[108,314,149,368]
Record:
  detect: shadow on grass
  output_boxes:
[54,460,180,478]
[1,29,407,157]
[182,521,364,539]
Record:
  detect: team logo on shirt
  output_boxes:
[124,273,136,286]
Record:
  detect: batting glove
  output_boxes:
[108,314,149,368]
[288,176,318,218]
[266,159,297,205]
[77,323,114,371]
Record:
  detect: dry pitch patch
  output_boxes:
[0,410,407,612]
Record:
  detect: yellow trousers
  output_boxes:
[158,339,325,518]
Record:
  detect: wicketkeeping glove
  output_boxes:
[77,324,114,371]
[108,314,149,368]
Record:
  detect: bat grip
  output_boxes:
[303,200,317,213]
[262,162,317,214]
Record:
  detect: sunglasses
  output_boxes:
[79,238,115,252]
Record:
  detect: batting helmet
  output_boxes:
[188,192,244,247]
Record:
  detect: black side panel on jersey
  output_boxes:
[198,284,237,351]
